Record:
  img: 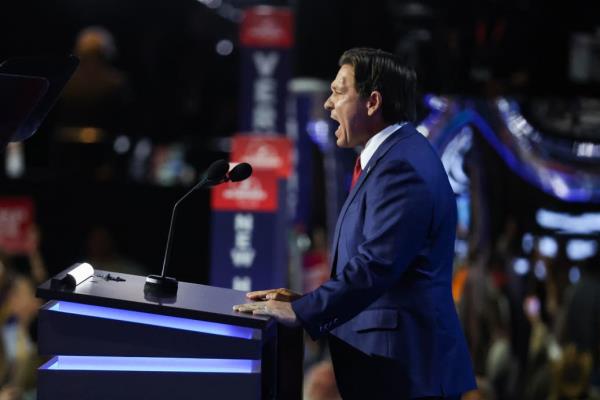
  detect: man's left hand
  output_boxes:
[233,300,300,328]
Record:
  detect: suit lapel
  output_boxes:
[330,123,416,276]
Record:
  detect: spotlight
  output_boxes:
[538,236,558,258]
[216,39,233,56]
[513,258,530,275]
[569,266,581,284]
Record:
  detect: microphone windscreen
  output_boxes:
[206,159,229,181]
[228,162,253,182]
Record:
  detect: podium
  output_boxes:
[36,268,303,399]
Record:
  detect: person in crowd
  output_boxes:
[303,360,341,400]
[57,26,132,132]
[560,254,600,390]
[456,251,514,400]
[549,344,600,400]
[235,47,476,399]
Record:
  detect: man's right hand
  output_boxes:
[246,288,302,302]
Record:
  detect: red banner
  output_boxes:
[240,6,294,48]
[211,170,278,212]
[231,134,292,178]
[0,197,34,254]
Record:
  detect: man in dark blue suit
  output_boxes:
[234,48,476,399]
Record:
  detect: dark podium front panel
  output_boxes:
[37,269,302,400]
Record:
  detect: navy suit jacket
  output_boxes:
[292,123,476,397]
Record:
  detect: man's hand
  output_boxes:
[233,300,300,328]
[245,288,302,302]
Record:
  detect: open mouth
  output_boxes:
[330,117,341,136]
[334,123,342,137]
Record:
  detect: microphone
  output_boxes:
[193,159,230,188]
[226,162,253,182]
[145,159,230,294]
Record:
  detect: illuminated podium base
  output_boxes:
[39,356,260,399]
[36,269,302,400]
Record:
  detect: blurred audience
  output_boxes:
[0,251,43,400]
[560,259,600,389]
[549,344,600,400]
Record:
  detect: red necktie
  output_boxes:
[350,155,362,190]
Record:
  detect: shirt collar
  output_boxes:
[359,122,407,169]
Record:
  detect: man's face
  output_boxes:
[324,64,370,148]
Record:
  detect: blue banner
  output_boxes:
[238,7,293,135]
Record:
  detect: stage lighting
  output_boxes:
[568,266,581,284]
[513,258,530,275]
[538,236,558,258]
[566,239,597,261]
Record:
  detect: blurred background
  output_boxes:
[1,0,600,399]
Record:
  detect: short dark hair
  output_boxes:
[339,48,417,123]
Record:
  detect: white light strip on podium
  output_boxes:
[41,356,260,373]
[49,301,258,339]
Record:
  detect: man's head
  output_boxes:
[74,26,117,62]
[324,48,417,148]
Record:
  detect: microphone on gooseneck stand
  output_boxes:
[145,159,230,294]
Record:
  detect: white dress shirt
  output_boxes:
[359,122,408,169]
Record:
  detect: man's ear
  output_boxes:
[366,91,382,117]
